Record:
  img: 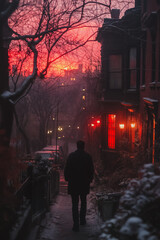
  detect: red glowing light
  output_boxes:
[96,120,101,124]
[128,109,134,113]
[91,123,95,127]
[108,114,116,149]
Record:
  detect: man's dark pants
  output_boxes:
[71,193,87,227]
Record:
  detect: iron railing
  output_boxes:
[9,167,60,240]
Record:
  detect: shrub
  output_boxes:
[99,164,160,240]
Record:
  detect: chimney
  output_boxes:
[111,9,120,19]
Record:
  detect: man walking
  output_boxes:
[64,140,94,232]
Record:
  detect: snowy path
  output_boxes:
[36,171,102,240]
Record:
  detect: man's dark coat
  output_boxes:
[64,149,94,195]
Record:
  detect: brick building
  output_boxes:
[96,0,160,167]
[96,2,141,167]
[139,0,160,163]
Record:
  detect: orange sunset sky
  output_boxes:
[8,0,134,77]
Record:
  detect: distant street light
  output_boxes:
[47,130,53,144]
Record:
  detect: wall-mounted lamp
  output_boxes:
[119,123,125,129]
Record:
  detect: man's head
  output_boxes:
[77,140,85,150]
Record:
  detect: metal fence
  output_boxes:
[10,167,60,240]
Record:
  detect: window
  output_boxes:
[129,48,137,88]
[108,114,116,149]
[109,55,122,89]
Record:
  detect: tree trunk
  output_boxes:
[0,20,13,146]
[0,100,14,146]
[13,109,31,155]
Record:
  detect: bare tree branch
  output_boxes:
[1,42,38,103]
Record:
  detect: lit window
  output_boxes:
[129,48,137,89]
[109,55,122,89]
[82,95,85,100]
[82,88,86,91]
[70,77,76,81]
[108,114,116,149]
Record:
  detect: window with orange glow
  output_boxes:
[108,114,116,149]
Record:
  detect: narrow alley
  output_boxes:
[30,171,102,240]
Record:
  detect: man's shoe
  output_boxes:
[72,225,79,232]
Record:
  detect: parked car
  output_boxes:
[42,145,64,166]
[34,150,55,164]
[42,145,63,152]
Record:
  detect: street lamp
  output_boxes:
[47,130,52,145]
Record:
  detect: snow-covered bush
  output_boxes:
[99,164,160,240]
[100,138,147,192]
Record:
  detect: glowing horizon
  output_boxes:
[8,0,134,78]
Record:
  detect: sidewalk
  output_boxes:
[35,171,102,240]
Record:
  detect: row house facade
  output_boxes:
[96,0,160,167]
[140,0,160,163]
